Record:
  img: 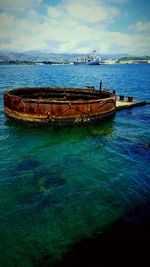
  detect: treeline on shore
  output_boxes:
[116,55,150,63]
[0,61,65,65]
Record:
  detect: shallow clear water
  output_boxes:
[0,64,150,266]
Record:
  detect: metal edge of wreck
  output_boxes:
[3,86,116,126]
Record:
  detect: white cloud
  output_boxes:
[0,12,14,27]
[67,2,119,23]
[108,0,130,3]
[0,0,149,55]
[106,31,150,55]
[130,21,150,33]
[47,7,62,18]
[0,0,42,13]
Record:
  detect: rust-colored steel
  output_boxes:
[3,87,116,125]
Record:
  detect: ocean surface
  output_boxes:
[0,64,150,267]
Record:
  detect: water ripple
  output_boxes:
[0,64,150,267]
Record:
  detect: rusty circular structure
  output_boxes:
[3,87,116,125]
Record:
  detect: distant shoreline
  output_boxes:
[0,53,150,65]
[0,61,150,65]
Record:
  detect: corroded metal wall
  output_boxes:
[4,88,116,125]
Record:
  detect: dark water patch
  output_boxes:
[93,136,107,150]
[115,135,133,143]
[38,173,66,189]
[139,113,150,122]
[17,158,41,172]
[126,143,150,164]
[36,165,66,188]
[40,182,84,208]
[4,162,66,207]
[111,140,150,163]
[0,164,68,221]
[31,253,56,267]
[15,165,69,210]
[52,201,150,267]
[132,106,150,123]
[19,169,66,209]
[62,155,83,168]
[125,143,148,156]
[129,143,150,155]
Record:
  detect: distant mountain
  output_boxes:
[0,51,37,62]
[100,54,129,59]
[0,51,73,63]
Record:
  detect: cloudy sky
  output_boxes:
[0,0,149,55]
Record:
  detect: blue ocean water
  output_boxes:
[0,64,150,266]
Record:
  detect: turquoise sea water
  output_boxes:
[0,64,150,266]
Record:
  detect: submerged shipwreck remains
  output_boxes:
[3,84,116,125]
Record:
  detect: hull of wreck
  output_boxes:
[3,87,116,125]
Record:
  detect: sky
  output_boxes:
[0,0,150,55]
